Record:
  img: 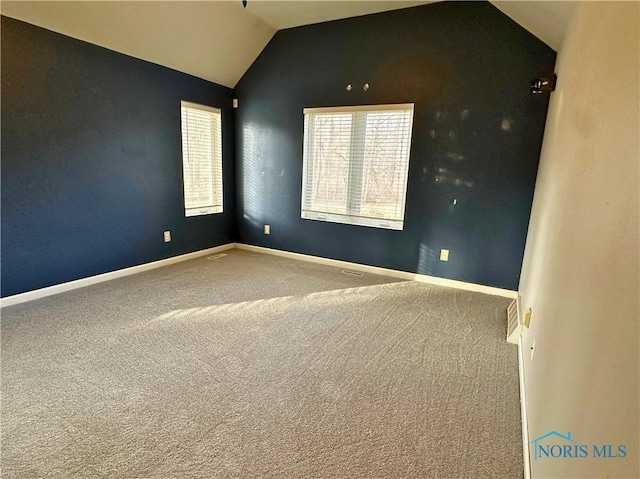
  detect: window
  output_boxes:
[301,104,414,230]
[180,101,223,216]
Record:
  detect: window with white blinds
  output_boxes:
[180,101,223,217]
[301,104,414,230]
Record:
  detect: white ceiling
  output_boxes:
[246,1,434,30]
[0,1,276,88]
[491,1,575,51]
[1,1,575,88]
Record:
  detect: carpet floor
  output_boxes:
[1,249,521,478]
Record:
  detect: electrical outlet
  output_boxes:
[440,249,449,261]
[164,231,171,242]
[264,225,270,235]
[530,338,536,360]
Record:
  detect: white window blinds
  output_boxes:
[301,104,414,230]
[181,101,223,217]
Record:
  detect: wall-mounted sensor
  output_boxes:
[531,74,557,94]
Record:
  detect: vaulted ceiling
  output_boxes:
[0,1,575,88]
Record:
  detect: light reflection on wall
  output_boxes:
[429,107,475,191]
[417,243,438,275]
[241,122,267,229]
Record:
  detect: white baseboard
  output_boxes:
[235,243,517,299]
[0,243,236,308]
[2,241,516,308]
[518,335,532,479]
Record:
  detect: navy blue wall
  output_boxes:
[235,2,555,290]
[2,2,555,297]
[1,17,236,297]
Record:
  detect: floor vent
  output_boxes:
[207,253,228,260]
[506,297,522,344]
[341,270,364,277]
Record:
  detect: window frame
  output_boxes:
[301,103,414,230]
[180,100,223,217]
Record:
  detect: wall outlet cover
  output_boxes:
[440,249,449,261]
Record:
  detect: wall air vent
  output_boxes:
[341,270,364,277]
[506,297,522,344]
[207,253,228,260]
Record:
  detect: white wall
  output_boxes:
[519,2,639,478]
[4,2,636,475]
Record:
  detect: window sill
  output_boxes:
[302,210,403,231]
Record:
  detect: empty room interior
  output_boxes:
[1,1,638,478]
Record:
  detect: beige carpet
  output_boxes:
[1,250,521,478]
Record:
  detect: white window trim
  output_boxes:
[301,103,414,231]
[181,101,223,217]
[303,210,403,230]
[303,103,415,114]
[182,101,220,114]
